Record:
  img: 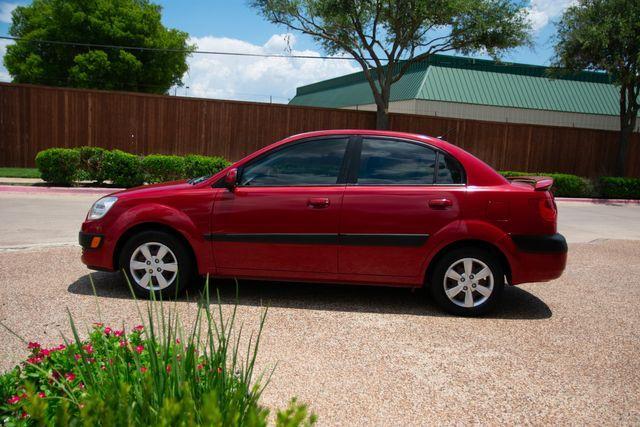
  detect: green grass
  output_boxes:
[0,167,41,178]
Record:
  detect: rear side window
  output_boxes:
[436,153,465,184]
[357,138,436,185]
[239,137,348,186]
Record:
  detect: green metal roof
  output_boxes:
[289,54,622,116]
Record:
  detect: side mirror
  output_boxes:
[224,168,238,191]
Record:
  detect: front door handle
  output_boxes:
[308,197,330,208]
[429,198,453,209]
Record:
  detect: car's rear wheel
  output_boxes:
[119,230,194,299]
[429,247,504,316]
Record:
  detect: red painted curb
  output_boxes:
[0,185,123,195]
[556,197,640,205]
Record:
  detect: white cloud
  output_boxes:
[0,39,13,82]
[527,0,577,31]
[0,2,19,24]
[181,33,359,103]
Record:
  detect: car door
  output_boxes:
[211,136,350,274]
[338,136,466,278]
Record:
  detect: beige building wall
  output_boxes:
[345,100,639,132]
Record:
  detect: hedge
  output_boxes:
[500,171,640,199]
[598,177,640,199]
[35,148,80,185]
[35,148,231,187]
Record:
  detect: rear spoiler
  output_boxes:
[505,176,554,191]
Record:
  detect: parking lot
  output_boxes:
[0,190,639,424]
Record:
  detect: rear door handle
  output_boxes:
[308,197,330,208]
[429,198,453,209]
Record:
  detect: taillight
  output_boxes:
[539,194,557,222]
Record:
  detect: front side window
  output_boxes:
[357,138,436,185]
[239,137,348,186]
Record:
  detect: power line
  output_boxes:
[0,35,365,61]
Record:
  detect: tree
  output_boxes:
[4,0,194,94]
[251,0,531,129]
[554,0,639,176]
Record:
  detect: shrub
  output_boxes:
[184,155,231,178]
[0,284,316,426]
[78,146,108,183]
[142,154,185,183]
[103,150,144,187]
[35,148,81,185]
[598,177,640,199]
[499,171,592,197]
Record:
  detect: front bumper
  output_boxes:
[508,233,568,284]
[79,229,116,271]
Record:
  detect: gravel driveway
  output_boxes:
[1,240,638,425]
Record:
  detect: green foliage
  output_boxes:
[598,177,640,199]
[34,148,80,185]
[4,0,194,94]
[78,146,108,183]
[499,171,593,197]
[0,283,317,426]
[103,150,145,188]
[554,0,640,175]
[142,154,186,183]
[251,0,531,128]
[184,155,231,178]
[0,167,40,178]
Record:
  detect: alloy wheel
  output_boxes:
[129,242,178,290]
[442,257,494,308]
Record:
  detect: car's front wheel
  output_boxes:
[429,247,504,316]
[119,230,194,299]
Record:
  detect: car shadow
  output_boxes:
[68,272,552,320]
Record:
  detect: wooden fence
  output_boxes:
[1,82,638,177]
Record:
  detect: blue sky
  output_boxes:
[0,0,575,103]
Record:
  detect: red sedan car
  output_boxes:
[80,130,567,315]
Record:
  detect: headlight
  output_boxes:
[88,196,118,220]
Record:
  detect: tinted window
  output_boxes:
[239,138,348,186]
[357,138,436,185]
[436,153,465,184]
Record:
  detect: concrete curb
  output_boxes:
[556,197,640,205]
[0,184,123,195]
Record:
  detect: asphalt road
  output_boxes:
[1,191,639,248]
[0,190,639,424]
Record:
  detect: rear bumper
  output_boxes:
[507,233,568,284]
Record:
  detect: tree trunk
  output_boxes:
[615,84,637,177]
[375,105,389,130]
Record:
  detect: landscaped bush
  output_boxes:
[0,285,316,426]
[78,146,108,183]
[598,177,640,199]
[499,171,593,197]
[142,154,186,183]
[35,148,81,185]
[35,148,231,187]
[184,154,231,178]
[103,150,145,188]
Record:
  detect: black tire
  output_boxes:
[429,247,504,316]
[119,230,195,299]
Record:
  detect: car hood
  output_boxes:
[110,180,193,200]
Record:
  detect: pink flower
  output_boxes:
[38,392,46,398]
[27,342,41,350]
[27,356,43,364]
[196,364,203,371]
[133,325,144,332]
[100,364,106,371]
[104,327,112,335]
[140,366,147,373]
[175,338,181,344]
[20,411,28,419]
[74,354,81,361]
[135,345,144,354]
[57,344,66,351]
[7,395,21,404]
[166,364,171,373]
[119,340,127,348]
[40,348,51,357]
[65,372,76,381]
[217,367,223,374]
[114,330,124,337]
[82,344,93,354]
[93,322,104,328]
[79,382,85,389]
